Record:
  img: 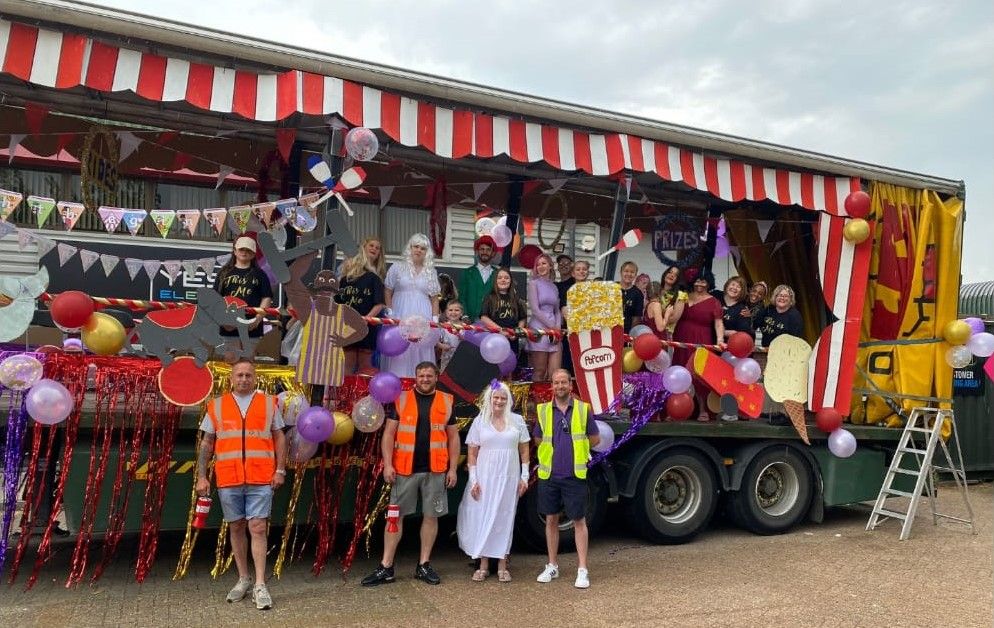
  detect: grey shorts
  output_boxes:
[390,472,448,517]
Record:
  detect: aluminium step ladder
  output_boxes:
[866,407,976,540]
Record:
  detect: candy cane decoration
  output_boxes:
[597,228,643,260]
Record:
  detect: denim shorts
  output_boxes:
[218,484,274,522]
[390,472,448,517]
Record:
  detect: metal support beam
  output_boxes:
[601,182,628,280]
[500,177,523,268]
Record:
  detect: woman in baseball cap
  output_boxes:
[212,234,274,338]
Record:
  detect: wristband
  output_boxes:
[275,469,286,475]
[469,465,478,485]
[520,463,530,483]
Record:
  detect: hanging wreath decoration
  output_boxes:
[651,211,708,269]
[80,125,120,213]
[537,192,568,251]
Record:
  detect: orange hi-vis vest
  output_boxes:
[207,392,277,488]
[393,389,453,475]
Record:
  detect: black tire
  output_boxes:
[514,471,607,553]
[628,449,718,545]
[729,447,813,535]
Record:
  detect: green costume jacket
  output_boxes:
[457,264,495,321]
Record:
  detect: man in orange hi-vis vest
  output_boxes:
[196,360,286,611]
[361,361,460,587]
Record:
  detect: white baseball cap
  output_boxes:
[234,236,257,253]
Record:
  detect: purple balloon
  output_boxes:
[463,321,488,346]
[964,317,986,336]
[369,371,402,404]
[733,357,762,385]
[25,378,74,425]
[661,366,692,394]
[828,428,857,458]
[498,350,518,377]
[297,406,334,443]
[480,334,512,364]
[377,326,409,357]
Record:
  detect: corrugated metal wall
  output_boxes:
[960,281,994,320]
[0,232,39,277]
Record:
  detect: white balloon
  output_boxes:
[592,420,615,452]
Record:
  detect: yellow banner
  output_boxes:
[852,183,963,425]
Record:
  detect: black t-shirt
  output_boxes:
[481,292,527,329]
[620,285,644,333]
[555,278,576,313]
[335,271,384,315]
[412,390,457,474]
[756,306,804,346]
[720,295,754,336]
[213,265,274,338]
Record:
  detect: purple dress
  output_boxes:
[526,277,561,352]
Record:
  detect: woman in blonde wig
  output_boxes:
[383,233,441,377]
[336,237,386,373]
[457,381,530,583]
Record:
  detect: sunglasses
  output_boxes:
[560,415,571,434]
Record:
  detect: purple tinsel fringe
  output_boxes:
[589,371,670,467]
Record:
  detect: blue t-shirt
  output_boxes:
[532,399,598,479]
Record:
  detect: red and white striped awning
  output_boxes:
[0,18,862,214]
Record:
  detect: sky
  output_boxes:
[89,0,994,283]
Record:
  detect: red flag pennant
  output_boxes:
[55,132,74,156]
[522,180,542,197]
[171,152,191,171]
[158,131,178,145]
[521,216,537,237]
[24,103,50,135]
[275,128,296,164]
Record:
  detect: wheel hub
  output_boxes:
[652,465,702,524]
[754,461,801,516]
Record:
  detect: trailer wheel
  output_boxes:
[514,471,607,553]
[629,449,718,545]
[729,448,813,535]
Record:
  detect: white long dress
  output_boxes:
[382,262,439,378]
[457,412,529,559]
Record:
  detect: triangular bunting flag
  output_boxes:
[275,128,296,163]
[17,230,33,251]
[472,182,490,201]
[79,249,100,272]
[35,234,55,257]
[379,186,394,209]
[171,152,191,171]
[215,166,235,190]
[124,257,144,280]
[0,221,15,238]
[157,131,178,145]
[162,260,183,285]
[100,254,120,276]
[623,176,633,200]
[0,189,24,220]
[55,133,73,155]
[24,102,50,135]
[771,240,787,256]
[149,209,176,238]
[98,206,125,233]
[143,259,161,280]
[203,208,227,236]
[176,210,201,237]
[216,253,231,266]
[756,219,774,243]
[521,216,537,237]
[251,202,276,227]
[8,134,25,163]
[541,179,568,195]
[27,196,56,228]
[228,206,252,234]
[521,180,542,197]
[117,131,143,161]
[122,210,148,236]
[198,257,216,273]
[181,260,200,277]
[57,242,77,266]
[728,245,741,268]
[56,201,85,231]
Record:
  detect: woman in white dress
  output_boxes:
[383,233,441,378]
[457,381,530,582]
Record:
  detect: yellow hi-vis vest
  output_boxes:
[536,400,591,480]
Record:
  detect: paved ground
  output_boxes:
[1,482,990,627]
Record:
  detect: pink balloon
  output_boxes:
[25,378,74,425]
[491,224,513,248]
[733,357,762,385]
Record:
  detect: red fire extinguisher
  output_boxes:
[386,504,400,533]
[193,495,212,529]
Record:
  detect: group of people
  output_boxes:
[197,361,601,612]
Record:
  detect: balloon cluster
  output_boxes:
[0,355,74,426]
[942,318,993,368]
[815,407,857,458]
[49,291,126,356]
[474,215,514,248]
[842,191,872,245]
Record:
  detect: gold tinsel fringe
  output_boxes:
[362,483,391,557]
[272,469,305,578]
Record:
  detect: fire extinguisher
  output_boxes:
[386,504,400,533]
[193,495,212,529]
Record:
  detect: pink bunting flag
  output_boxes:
[198,257,216,273]
[56,242,77,266]
[57,201,85,232]
[181,260,200,277]
[124,257,144,280]
[100,254,120,276]
[117,131,143,160]
[0,221,14,238]
[79,249,100,272]
[251,202,276,227]
[142,259,161,280]
[176,210,201,237]
[215,253,231,266]
[34,234,55,257]
[27,196,56,228]
[215,166,235,190]
[17,230,33,251]
[228,206,252,234]
[0,188,23,221]
[162,260,183,285]
[203,208,227,236]
[98,206,126,233]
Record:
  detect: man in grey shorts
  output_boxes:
[361,362,459,586]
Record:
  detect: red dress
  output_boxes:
[672,296,722,368]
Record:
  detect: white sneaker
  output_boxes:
[536,563,559,583]
[252,583,273,610]
[575,567,590,589]
[226,577,253,603]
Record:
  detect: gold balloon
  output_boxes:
[942,319,972,345]
[622,348,643,373]
[706,392,722,414]
[327,411,355,445]
[842,218,870,244]
[81,312,126,355]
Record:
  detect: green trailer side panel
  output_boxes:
[812,447,888,506]
[955,288,994,478]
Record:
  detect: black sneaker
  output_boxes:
[360,564,395,587]
[414,562,441,585]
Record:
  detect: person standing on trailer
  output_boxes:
[457,235,498,322]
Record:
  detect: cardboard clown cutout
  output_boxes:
[566,281,625,414]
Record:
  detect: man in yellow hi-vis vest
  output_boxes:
[532,369,600,589]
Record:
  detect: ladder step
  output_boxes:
[890,468,919,476]
[898,446,929,455]
[881,488,916,498]
[931,466,965,475]
[905,427,931,433]
[934,513,972,524]
[872,508,908,520]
